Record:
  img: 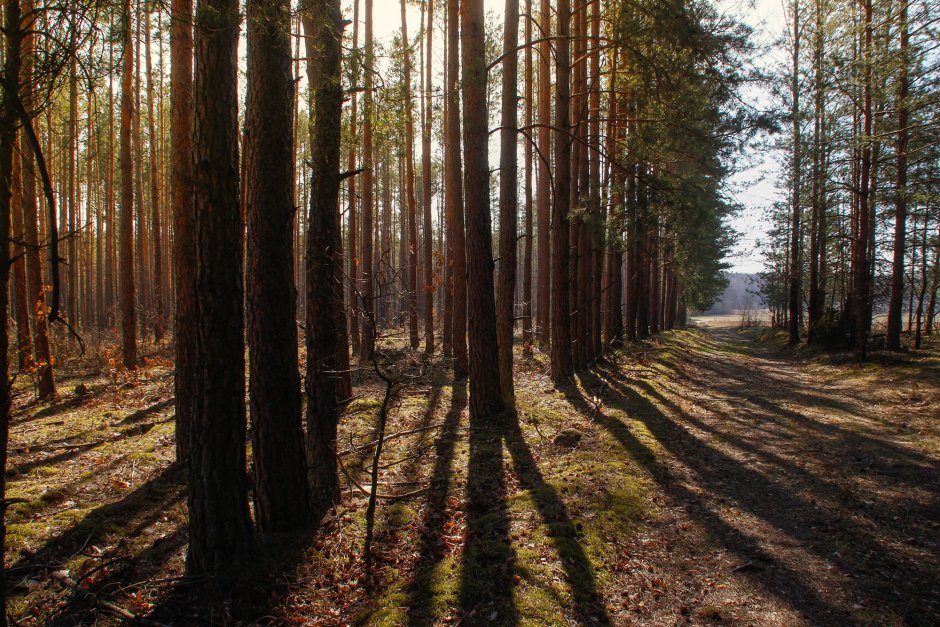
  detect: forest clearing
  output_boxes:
[4,320,938,625]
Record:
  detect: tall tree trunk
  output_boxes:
[550,0,573,384]
[171,0,194,463]
[421,0,435,354]
[67,57,78,329]
[445,0,467,379]
[246,0,311,532]
[536,0,550,348]
[853,0,873,359]
[303,0,346,511]
[346,0,360,354]
[133,7,150,338]
[187,0,254,574]
[788,0,801,346]
[496,0,518,404]
[400,0,420,350]
[462,0,505,419]
[521,0,533,353]
[359,0,375,361]
[886,0,908,351]
[144,8,165,341]
[807,0,824,342]
[120,0,138,368]
[0,3,23,618]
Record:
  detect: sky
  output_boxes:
[347,0,787,274]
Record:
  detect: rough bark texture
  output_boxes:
[550,0,573,385]
[187,0,254,575]
[171,0,194,463]
[246,0,311,532]
[536,0,551,349]
[787,0,801,346]
[11,138,31,370]
[303,0,345,512]
[0,3,22,617]
[120,0,138,369]
[461,0,505,420]
[445,0,468,380]
[421,0,435,354]
[496,0,518,405]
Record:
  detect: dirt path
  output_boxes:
[592,323,940,625]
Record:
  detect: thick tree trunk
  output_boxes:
[187,0,254,575]
[11,139,31,370]
[171,0,194,463]
[461,0,505,419]
[496,0,518,404]
[246,0,311,532]
[303,0,346,511]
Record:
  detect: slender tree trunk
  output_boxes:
[133,7,150,338]
[400,0,419,350]
[421,0,435,354]
[788,0,801,346]
[120,0,138,368]
[171,0,194,463]
[886,0,908,351]
[853,0,873,359]
[536,0,551,348]
[521,0,533,354]
[11,138,31,370]
[187,0,254,575]
[496,0,519,404]
[551,0,573,384]
[445,0,467,379]
[144,9,165,341]
[347,0,360,354]
[359,0,375,361]
[462,0,505,419]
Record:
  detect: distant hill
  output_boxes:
[703,272,765,315]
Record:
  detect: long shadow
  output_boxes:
[7,464,186,580]
[502,419,611,625]
[458,416,517,624]
[405,380,466,624]
[585,355,940,623]
[121,398,173,424]
[7,415,172,477]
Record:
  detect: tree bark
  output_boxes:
[187,0,254,574]
[445,0,467,379]
[550,0,573,385]
[246,0,311,532]
[120,0,138,369]
[886,0,908,351]
[496,0,518,404]
[421,0,435,354]
[536,0,551,349]
[461,0,505,419]
[359,0,375,362]
[303,0,346,511]
[171,0,194,463]
[144,8,165,342]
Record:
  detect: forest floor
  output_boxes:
[4,318,939,626]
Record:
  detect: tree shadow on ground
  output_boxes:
[405,380,465,624]
[579,336,940,624]
[457,408,611,625]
